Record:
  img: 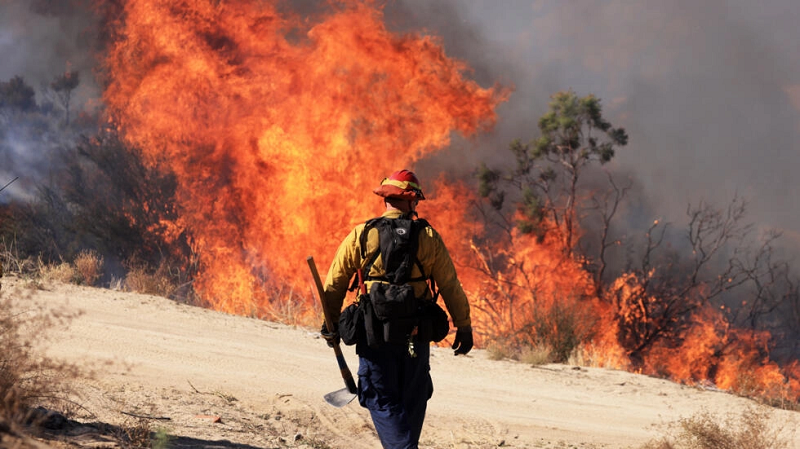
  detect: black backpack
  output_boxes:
[337,215,449,348]
[360,215,429,285]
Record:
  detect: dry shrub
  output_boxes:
[73,249,104,286]
[486,341,515,361]
[519,344,554,366]
[39,261,78,285]
[116,417,152,448]
[263,284,316,326]
[123,263,176,297]
[7,248,103,288]
[523,296,596,363]
[121,258,199,304]
[0,237,32,276]
[640,406,792,449]
[1,240,54,282]
[0,291,84,427]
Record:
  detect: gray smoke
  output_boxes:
[0,0,100,199]
[0,0,100,106]
[386,1,800,360]
[387,1,800,245]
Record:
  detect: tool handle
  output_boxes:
[357,268,367,296]
[307,256,357,394]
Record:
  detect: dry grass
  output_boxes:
[32,252,103,288]
[263,285,316,326]
[640,406,792,449]
[2,244,103,288]
[123,263,176,297]
[38,260,78,285]
[73,249,104,286]
[486,341,514,361]
[486,341,553,366]
[0,242,51,286]
[519,344,554,366]
[0,237,34,276]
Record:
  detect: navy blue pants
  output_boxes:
[356,342,433,449]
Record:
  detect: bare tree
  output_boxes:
[726,232,800,362]
[584,172,632,297]
[50,71,80,126]
[610,197,776,366]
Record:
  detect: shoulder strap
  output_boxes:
[348,217,382,292]
[411,219,429,280]
[359,217,382,260]
[351,217,385,289]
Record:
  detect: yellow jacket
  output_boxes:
[323,209,471,329]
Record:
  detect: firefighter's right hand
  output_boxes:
[452,326,473,355]
[320,322,340,348]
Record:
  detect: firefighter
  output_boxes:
[321,169,473,449]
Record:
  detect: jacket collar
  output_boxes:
[381,209,416,219]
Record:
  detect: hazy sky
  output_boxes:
[2,0,799,240]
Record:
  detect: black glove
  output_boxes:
[452,326,473,355]
[320,321,340,348]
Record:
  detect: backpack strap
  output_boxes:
[412,219,430,282]
[359,217,381,260]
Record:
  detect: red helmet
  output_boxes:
[373,169,425,201]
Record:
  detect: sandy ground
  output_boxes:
[4,277,799,449]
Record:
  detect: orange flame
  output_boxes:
[102,0,506,315]
[645,306,800,401]
[612,273,799,402]
[428,184,623,357]
[99,0,798,403]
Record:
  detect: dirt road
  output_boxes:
[9,279,798,448]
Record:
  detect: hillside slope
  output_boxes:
[6,278,798,448]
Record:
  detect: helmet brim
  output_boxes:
[373,184,425,201]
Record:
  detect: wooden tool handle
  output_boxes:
[307,256,357,394]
